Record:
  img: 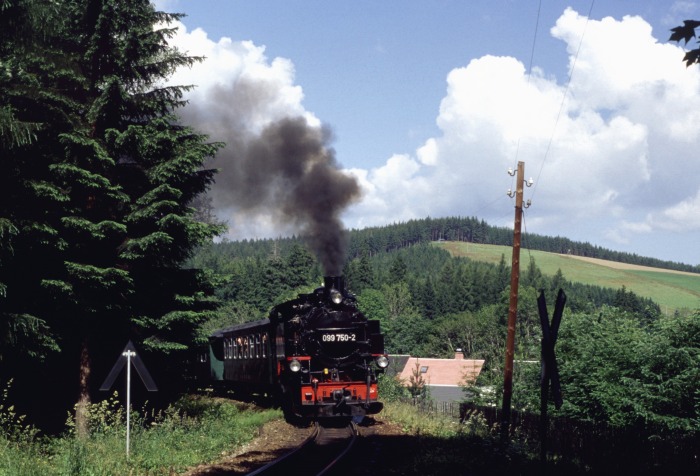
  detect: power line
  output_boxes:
[530,0,596,202]
[510,0,543,192]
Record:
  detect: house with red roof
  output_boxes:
[391,350,485,405]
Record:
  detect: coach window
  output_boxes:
[232,338,237,360]
[237,337,243,359]
[261,334,268,358]
[244,336,250,359]
[225,338,231,360]
[255,334,261,358]
[249,335,255,358]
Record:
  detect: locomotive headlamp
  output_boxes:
[289,359,302,372]
[375,355,389,368]
[330,289,343,305]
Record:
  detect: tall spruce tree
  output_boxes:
[1,0,223,432]
[0,0,70,368]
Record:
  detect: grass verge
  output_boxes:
[0,393,281,475]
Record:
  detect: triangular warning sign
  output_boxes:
[100,340,158,392]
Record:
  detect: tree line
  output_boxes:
[205,216,700,273]
[346,216,700,273]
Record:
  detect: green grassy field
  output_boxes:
[435,242,700,312]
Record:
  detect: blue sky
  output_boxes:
[155,1,700,267]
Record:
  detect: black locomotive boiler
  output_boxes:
[200,276,388,420]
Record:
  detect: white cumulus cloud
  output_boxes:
[341,8,700,262]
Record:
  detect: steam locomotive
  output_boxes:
[198,276,388,420]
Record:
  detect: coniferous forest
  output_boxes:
[0,2,698,470]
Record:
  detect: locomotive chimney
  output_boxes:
[324,275,345,292]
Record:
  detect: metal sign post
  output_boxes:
[123,349,135,458]
[100,341,158,460]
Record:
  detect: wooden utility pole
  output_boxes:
[501,160,528,440]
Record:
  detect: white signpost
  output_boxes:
[100,341,158,459]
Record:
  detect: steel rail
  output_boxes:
[245,422,320,476]
[245,421,357,476]
[316,422,358,476]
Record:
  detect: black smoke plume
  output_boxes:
[182,84,361,275]
[230,117,360,275]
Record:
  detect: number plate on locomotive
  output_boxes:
[321,333,356,342]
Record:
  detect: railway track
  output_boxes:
[246,421,358,476]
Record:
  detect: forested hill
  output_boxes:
[348,217,700,273]
[213,216,700,274]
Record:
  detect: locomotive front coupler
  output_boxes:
[333,386,352,408]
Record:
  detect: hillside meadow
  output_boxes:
[436,241,700,313]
